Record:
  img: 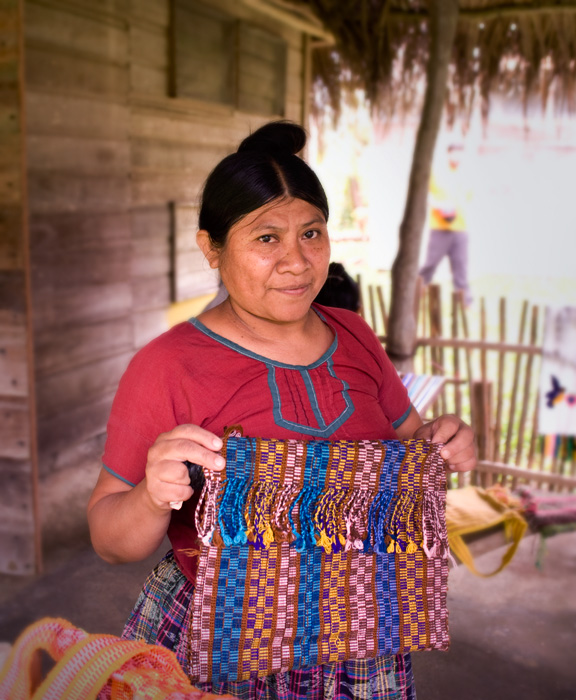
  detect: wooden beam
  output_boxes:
[477,460,576,490]
[378,335,542,355]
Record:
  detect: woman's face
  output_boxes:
[204,197,330,326]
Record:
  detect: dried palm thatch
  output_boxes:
[298,0,576,123]
[276,0,576,369]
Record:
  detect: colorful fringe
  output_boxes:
[189,435,450,684]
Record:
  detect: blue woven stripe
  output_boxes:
[291,547,324,669]
[209,545,251,681]
[379,440,406,491]
[375,552,400,653]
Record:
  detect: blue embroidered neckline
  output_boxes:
[188,311,355,437]
[188,313,338,369]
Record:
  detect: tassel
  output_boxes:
[271,484,300,543]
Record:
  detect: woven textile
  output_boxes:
[0,617,232,700]
[188,435,450,684]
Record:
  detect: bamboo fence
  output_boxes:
[357,278,576,493]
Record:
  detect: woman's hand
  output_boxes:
[413,414,477,473]
[145,424,225,511]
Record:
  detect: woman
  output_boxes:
[88,121,476,700]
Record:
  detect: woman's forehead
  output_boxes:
[233,197,326,232]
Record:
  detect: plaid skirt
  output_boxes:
[122,551,417,700]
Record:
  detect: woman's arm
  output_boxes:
[395,407,477,473]
[87,424,225,564]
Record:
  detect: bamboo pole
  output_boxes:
[493,297,506,462]
[504,301,528,463]
[368,284,377,332]
[377,285,388,334]
[515,305,539,465]
[458,293,475,427]
[356,273,365,319]
[451,291,461,418]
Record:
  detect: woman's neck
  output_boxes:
[198,299,333,365]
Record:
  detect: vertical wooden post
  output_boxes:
[493,297,506,462]
[451,291,461,417]
[0,0,42,574]
[472,380,494,486]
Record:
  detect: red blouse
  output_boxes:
[102,304,411,582]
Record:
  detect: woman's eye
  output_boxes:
[258,234,274,243]
[303,229,320,239]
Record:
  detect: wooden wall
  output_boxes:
[1,0,311,572]
[0,0,41,574]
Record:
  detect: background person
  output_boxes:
[419,143,473,306]
[314,261,361,312]
[88,121,476,700]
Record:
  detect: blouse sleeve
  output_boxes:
[101,337,181,487]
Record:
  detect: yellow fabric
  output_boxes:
[446,486,528,577]
[428,168,471,232]
[0,617,233,700]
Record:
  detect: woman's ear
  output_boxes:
[196,230,220,269]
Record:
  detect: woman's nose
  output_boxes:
[277,239,309,272]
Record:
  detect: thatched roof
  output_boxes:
[290,0,576,122]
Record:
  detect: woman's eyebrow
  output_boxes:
[252,217,326,232]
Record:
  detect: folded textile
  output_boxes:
[445,485,527,577]
[188,434,450,683]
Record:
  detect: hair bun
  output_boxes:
[237,120,306,158]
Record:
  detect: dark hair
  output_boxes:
[314,262,361,313]
[198,121,329,247]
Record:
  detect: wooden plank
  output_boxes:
[34,317,134,376]
[172,202,218,301]
[29,211,131,253]
[1,0,41,576]
[25,2,128,62]
[27,172,130,213]
[129,107,254,147]
[0,87,19,136]
[0,270,25,313]
[130,63,167,96]
[25,45,128,97]
[133,308,168,349]
[0,311,28,398]
[0,459,37,532]
[24,0,129,25]
[32,282,132,332]
[37,391,116,465]
[131,137,225,173]
[0,397,30,460]
[128,0,169,27]
[0,206,23,270]
[32,247,131,289]
[36,351,133,418]
[131,204,171,239]
[26,92,129,139]
[0,529,36,575]
[132,275,171,311]
[131,172,203,206]
[285,45,304,101]
[172,1,236,104]
[130,22,168,69]
[26,134,130,175]
[44,432,106,474]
